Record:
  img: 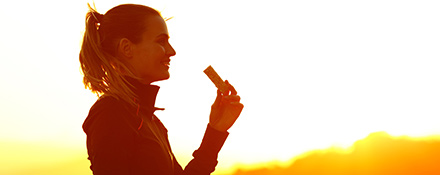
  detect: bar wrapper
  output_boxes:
[204,65,228,94]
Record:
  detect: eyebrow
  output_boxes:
[156,33,170,39]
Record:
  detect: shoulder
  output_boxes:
[90,95,126,116]
[83,95,137,135]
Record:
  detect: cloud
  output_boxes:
[233,132,440,175]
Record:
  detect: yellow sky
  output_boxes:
[1,0,440,174]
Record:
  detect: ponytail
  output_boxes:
[79,4,139,107]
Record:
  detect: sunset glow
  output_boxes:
[1,0,439,174]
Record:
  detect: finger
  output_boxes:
[223,95,241,102]
[212,89,223,108]
[215,89,222,102]
[225,80,237,95]
[229,102,244,113]
[230,102,244,108]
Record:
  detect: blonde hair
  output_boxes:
[79,4,161,107]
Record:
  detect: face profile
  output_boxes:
[124,15,176,84]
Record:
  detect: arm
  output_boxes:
[176,81,243,175]
[178,125,228,175]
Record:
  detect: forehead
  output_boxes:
[142,15,168,38]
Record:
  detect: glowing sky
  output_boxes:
[0,0,439,174]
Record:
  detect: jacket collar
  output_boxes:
[126,77,161,119]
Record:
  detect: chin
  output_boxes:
[151,73,170,83]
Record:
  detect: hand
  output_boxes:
[209,80,244,132]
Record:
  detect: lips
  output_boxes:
[161,59,171,68]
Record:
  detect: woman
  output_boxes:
[79,3,244,175]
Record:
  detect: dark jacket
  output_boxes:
[83,80,229,175]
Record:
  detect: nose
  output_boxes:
[167,42,176,57]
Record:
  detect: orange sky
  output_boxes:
[1,0,440,174]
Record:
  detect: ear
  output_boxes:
[117,38,134,59]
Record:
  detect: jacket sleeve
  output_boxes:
[176,124,229,175]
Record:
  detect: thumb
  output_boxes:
[212,89,223,108]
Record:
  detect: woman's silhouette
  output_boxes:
[79,4,243,175]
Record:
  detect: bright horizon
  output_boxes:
[1,0,439,174]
